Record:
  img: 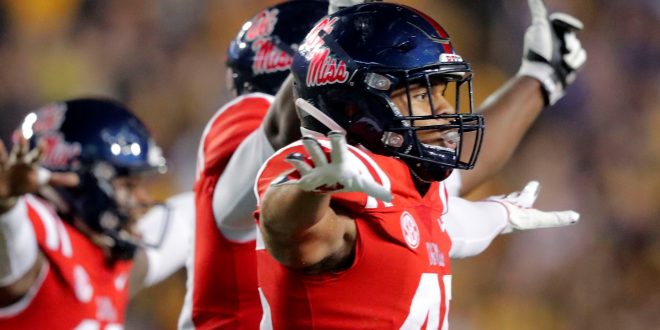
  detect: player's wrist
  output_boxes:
[484,199,519,234]
[517,60,563,106]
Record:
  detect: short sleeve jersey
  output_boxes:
[254,139,453,329]
[0,195,132,330]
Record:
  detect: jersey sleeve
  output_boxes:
[444,196,508,258]
[253,142,307,209]
[444,170,462,197]
[196,94,272,182]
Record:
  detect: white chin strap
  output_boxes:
[299,127,326,138]
[296,98,374,153]
[295,98,346,134]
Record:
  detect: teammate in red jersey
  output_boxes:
[0,98,168,329]
[254,2,583,328]
[177,2,329,329]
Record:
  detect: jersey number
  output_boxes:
[400,274,451,330]
[74,320,123,330]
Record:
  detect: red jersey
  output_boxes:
[0,195,132,330]
[254,140,453,329]
[187,93,272,329]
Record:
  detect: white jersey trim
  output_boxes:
[25,195,59,252]
[439,181,448,216]
[258,287,273,330]
[196,92,275,181]
[25,195,72,258]
[56,221,72,258]
[255,225,265,251]
[346,145,392,208]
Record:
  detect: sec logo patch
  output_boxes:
[400,211,420,249]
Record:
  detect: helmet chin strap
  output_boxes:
[300,127,325,138]
[409,165,433,184]
[295,98,346,134]
[409,166,434,196]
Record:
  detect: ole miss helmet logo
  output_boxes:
[32,103,66,134]
[40,133,82,170]
[16,103,82,170]
[245,9,278,41]
[299,17,349,87]
[251,38,292,75]
[306,47,348,87]
[244,8,292,75]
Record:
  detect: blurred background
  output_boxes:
[0,0,658,329]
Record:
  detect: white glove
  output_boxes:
[517,0,587,105]
[488,181,579,234]
[278,131,392,203]
[328,0,381,15]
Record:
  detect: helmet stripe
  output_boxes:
[404,5,453,54]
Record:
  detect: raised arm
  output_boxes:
[459,0,586,194]
[0,137,45,306]
[0,198,44,307]
[460,76,544,193]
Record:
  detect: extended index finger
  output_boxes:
[328,131,347,165]
[301,136,328,167]
[528,0,548,23]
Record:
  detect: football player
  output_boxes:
[253,1,583,328]
[0,98,169,329]
[177,1,330,329]
[181,0,586,328]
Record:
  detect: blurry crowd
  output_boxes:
[0,0,657,329]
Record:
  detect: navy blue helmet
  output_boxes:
[18,98,166,260]
[226,0,329,95]
[291,3,484,182]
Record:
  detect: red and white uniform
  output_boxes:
[0,195,132,330]
[181,93,273,329]
[254,141,453,329]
